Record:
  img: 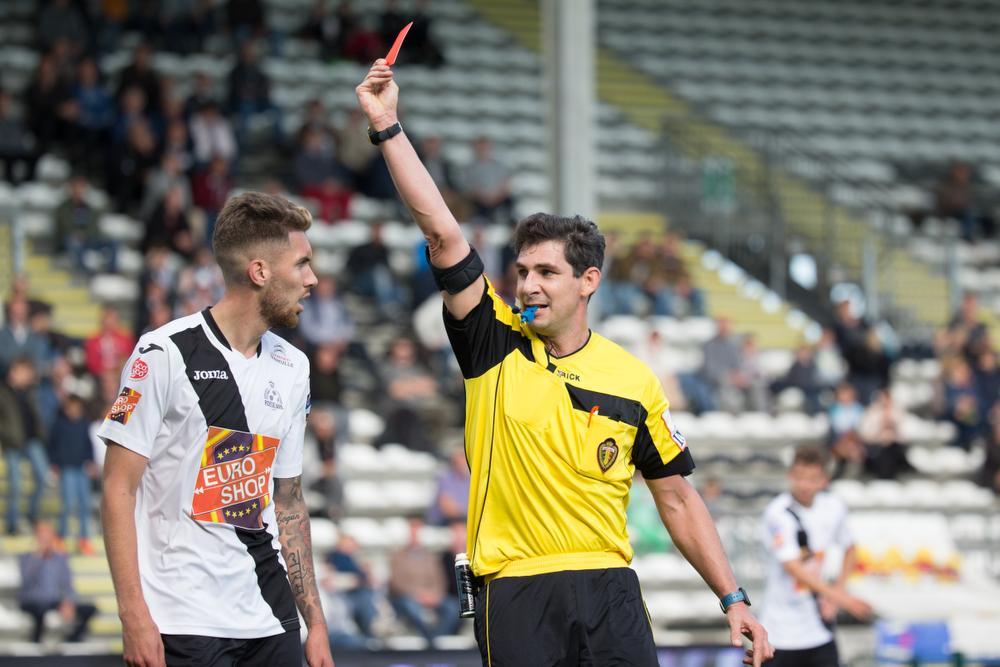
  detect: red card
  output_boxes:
[385,21,413,66]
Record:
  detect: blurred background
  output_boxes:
[0,0,999,665]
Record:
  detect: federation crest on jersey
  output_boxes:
[597,438,619,472]
[264,381,283,410]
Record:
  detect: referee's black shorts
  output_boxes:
[161,629,302,667]
[473,567,658,666]
[765,640,839,667]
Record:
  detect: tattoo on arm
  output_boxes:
[273,476,325,628]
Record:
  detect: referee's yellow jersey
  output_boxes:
[444,279,695,580]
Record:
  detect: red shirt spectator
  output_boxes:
[84,306,135,378]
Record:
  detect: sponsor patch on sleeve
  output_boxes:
[107,387,142,425]
[661,409,687,450]
[129,358,149,380]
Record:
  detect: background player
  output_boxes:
[761,445,873,667]
[99,193,334,667]
[356,60,773,666]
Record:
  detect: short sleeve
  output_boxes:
[273,360,309,478]
[631,377,695,479]
[832,501,854,550]
[96,335,172,459]
[443,278,532,379]
[764,508,802,563]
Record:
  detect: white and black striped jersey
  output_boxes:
[97,308,310,638]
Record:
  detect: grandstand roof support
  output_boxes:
[542,0,596,221]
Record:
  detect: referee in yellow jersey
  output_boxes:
[357,61,774,667]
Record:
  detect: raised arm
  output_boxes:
[355,59,484,320]
[102,443,164,667]
[646,475,773,667]
[273,475,334,667]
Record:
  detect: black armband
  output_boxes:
[427,246,484,294]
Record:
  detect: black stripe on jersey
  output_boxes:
[564,385,644,428]
[171,325,250,431]
[444,283,533,379]
[565,384,695,478]
[170,322,300,633]
[236,528,301,631]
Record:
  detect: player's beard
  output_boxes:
[259,282,300,329]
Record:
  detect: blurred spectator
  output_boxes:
[115,43,162,113]
[0,298,51,374]
[141,152,192,220]
[84,306,135,379]
[18,522,97,643]
[189,101,238,165]
[294,128,352,221]
[814,328,846,388]
[307,406,344,518]
[345,222,405,319]
[634,329,689,412]
[226,0,266,43]
[144,184,196,259]
[70,58,115,176]
[463,137,514,225]
[419,135,468,219]
[159,0,215,54]
[191,155,233,238]
[601,238,646,317]
[227,40,282,147]
[176,247,226,313]
[426,446,470,526]
[341,14,383,64]
[95,0,129,53]
[38,0,89,54]
[30,305,75,362]
[771,344,823,415]
[827,382,866,479]
[403,0,444,67]
[935,161,994,240]
[311,342,346,406]
[48,394,97,555]
[378,0,408,53]
[300,275,354,348]
[326,533,379,639]
[25,54,74,154]
[0,358,49,535]
[109,118,159,212]
[664,273,706,318]
[981,410,1000,495]
[833,300,889,403]
[299,0,340,57]
[376,336,446,452]
[699,318,765,412]
[55,174,119,274]
[858,390,911,479]
[111,85,149,145]
[161,117,194,171]
[184,71,220,118]
[940,357,985,451]
[336,109,377,186]
[974,350,1000,415]
[0,89,40,184]
[948,292,991,364]
[388,518,459,645]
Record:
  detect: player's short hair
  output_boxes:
[512,213,605,277]
[213,192,312,286]
[791,444,830,471]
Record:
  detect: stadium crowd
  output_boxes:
[0,0,998,650]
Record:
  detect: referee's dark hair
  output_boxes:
[791,444,831,471]
[512,213,605,277]
[213,191,313,286]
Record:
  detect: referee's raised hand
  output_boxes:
[356,59,399,130]
[727,603,774,666]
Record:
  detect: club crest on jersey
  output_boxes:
[129,358,149,380]
[192,369,228,381]
[597,438,619,472]
[271,344,294,368]
[264,381,283,410]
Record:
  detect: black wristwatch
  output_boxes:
[720,587,751,613]
[367,121,403,145]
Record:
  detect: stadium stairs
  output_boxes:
[465,0,997,337]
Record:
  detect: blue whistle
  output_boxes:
[520,305,539,324]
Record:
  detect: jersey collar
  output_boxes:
[202,308,262,357]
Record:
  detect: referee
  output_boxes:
[356,61,773,667]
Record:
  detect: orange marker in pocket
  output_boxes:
[589,405,600,426]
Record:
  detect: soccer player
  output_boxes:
[356,60,773,666]
[761,445,873,667]
[99,193,334,667]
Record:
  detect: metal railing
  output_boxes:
[659,113,958,333]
